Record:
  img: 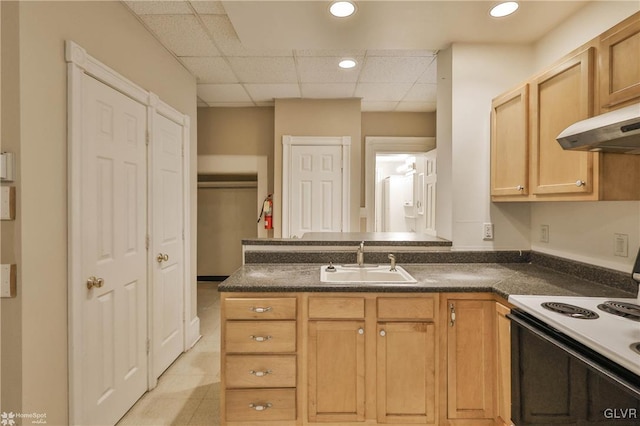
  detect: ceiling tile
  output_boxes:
[403,84,438,102]
[141,15,220,56]
[197,84,252,103]
[367,49,436,57]
[295,49,366,57]
[189,0,226,15]
[359,56,434,83]
[355,83,413,102]
[244,84,301,102]
[296,57,362,84]
[395,101,437,112]
[201,15,291,57]
[228,57,298,83]
[301,83,356,99]
[180,57,237,83]
[124,0,192,15]
[361,101,400,112]
[417,58,438,84]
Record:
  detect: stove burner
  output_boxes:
[632,343,640,356]
[540,302,599,319]
[597,301,640,322]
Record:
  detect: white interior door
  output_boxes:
[288,144,343,238]
[424,150,437,236]
[81,75,148,425]
[151,113,184,379]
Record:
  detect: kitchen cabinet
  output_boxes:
[221,295,299,425]
[377,297,438,424]
[530,47,596,198]
[490,84,529,200]
[441,294,495,425]
[495,302,512,426]
[307,294,438,424]
[599,12,640,110]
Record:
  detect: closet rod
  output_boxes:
[197,181,257,189]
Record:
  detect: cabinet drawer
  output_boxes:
[377,297,435,320]
[226,355,296,388]
[308,297,365,319]
[225,321,296,353]
[226,388,296,422]
[224,297,297,320]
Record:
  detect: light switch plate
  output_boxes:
[614,233,628,257]
[1,264,17,298]
[1,186,16,220]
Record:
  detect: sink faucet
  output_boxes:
[388,254,397,271]
[357,241,365,266]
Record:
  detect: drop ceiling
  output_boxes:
[123,0,588,112]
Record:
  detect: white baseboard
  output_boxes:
[186,316,201,350]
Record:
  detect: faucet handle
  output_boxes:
[388,253,397,271]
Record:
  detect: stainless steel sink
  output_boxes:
[320,264,417,284]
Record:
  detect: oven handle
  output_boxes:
[508,312,640,398]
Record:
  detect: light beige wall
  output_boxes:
[197,187,257,276]
[15,1,197,423]
[274,98,362,237]
[360,111,436,207]
[530,3,640,272]
[1,0,22,415]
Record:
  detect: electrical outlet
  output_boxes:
[540,225,549,243]
[614,233,628,257]
[483,223,494,240]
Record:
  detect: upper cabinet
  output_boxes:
[491,84,529,199]
[491,12,640,202]
[599,13,640,110]
[530,48,595,197]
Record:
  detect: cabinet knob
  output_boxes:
[249,335,272,342]
[575,180,586,187]
[358,328,364,335]
[379,330,386,337]
[249,403,272,411]
[516,185,525,191]
[449,303,456,327]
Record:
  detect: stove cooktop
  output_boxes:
[508,295,640,377]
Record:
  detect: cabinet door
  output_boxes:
[491,84,529,199]
[308,321,365,422]
[599,13,640,109]
[530,47,596,196]
[377,322,437,424]
[446,299,495,421]
[495,303,512,426]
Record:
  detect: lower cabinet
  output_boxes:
[221,292,509,425]
[441,295,496,425]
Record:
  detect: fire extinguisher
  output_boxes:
[258,194,273,230]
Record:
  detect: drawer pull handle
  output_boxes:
[250,335,272,342]
[249,369,272,377]
[250,306,272,313]
[249,403,272,411]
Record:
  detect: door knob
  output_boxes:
[86,276,104,289]
[156,253,169,263]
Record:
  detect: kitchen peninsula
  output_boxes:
[219,241,636,426]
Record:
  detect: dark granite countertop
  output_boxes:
[218,262,636,300]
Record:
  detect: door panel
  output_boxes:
[82,75,148,425]
[289,145,342,237]
[152,113,185,379]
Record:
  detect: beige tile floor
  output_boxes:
[117,282,221,426]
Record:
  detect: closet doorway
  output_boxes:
[197,175,257,278]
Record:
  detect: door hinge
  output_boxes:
[145,235,150,250]
[146,131,150,146]
[146,339,150,354]
[181,143,185,158]
[182,229,185,241]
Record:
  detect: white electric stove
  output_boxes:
[508,294,640,376]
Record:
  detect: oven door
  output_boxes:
[509,310,640,425]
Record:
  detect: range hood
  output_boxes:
[556,103,640,154]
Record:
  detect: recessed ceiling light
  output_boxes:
[490,1,519,18]
[338,58,357,69]
[330,1,356,18]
